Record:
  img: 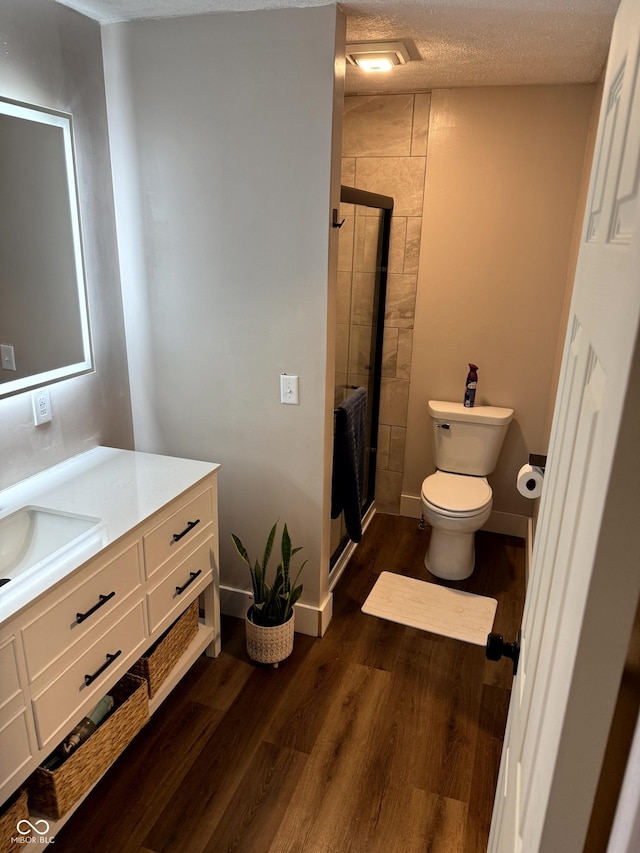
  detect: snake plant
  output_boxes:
[231,522,305,627]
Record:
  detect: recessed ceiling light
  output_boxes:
[345,41,411,72]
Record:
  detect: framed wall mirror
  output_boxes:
[0,97,93,398]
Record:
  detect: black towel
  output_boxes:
[331,387,367,543]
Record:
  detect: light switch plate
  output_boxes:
[1,344,16,371]
[280,374,299,405]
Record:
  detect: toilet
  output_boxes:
[421,400,514,580]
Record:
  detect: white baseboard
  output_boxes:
[219,585,253,621]
[220,585,333,638]
[483,510,528,539]
[400,493,422,518]
[399,493,528,538]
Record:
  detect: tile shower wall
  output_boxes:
[341,93,429,513]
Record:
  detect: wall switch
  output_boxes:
[32,389,52,426]
[280,374,299,405]
[1,344,16,371]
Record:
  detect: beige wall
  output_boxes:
[403,85,598,523]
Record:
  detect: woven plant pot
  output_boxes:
[245,609,295,667]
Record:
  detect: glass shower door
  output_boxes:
[331,186,392,565]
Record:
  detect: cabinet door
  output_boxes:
[0,636,32,801]
[0,706,32,800]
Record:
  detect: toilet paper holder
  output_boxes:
[529,453,546,472]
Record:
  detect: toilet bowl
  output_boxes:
[419,400,513,580]
[421,471,493,580]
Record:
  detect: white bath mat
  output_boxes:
[362,571,497,646]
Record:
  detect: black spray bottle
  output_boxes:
[464,364,478,408]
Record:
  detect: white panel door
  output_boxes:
[489,0,640,849]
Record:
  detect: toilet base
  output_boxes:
[425,527,475,581]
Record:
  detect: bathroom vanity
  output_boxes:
[0,447,220,832]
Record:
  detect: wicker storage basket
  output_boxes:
[130,599,199,697]
[245,609,295,666]
[0,789,29,851]
[27,673,148,820]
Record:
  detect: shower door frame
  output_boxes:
[331,185,393,568]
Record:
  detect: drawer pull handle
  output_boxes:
[172,519,200,543]
[176,570,202,595]
[84,650,122,686]
[76,591,116,624]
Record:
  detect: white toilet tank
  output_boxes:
[428,400,514,476]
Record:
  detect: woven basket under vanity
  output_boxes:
[130,599,199,697]
[245,609,295,667]
[0,788,29,851]
[28,674,148,820]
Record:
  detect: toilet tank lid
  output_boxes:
[428,400,514,425]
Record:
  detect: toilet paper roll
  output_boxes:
[516,463,544,499]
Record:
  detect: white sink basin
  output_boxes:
[0,506,103,585]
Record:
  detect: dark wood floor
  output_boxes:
[53,514,525,853]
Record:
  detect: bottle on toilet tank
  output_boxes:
[464,364,478,408]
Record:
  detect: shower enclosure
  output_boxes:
[330,185,393,572]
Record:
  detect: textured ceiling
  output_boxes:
[55,0,619,93]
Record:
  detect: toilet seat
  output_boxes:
[421,471,492,517]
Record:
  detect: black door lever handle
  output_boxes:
[486,630,521,675]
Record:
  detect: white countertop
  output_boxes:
[0,447,220,625]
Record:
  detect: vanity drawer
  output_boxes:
[31,599,146,749]
[143,487,213,580]
[22,541,142,683]
[147,538,213,634]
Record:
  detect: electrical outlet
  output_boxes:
[32,389,52,426]
[280,374,299,405]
